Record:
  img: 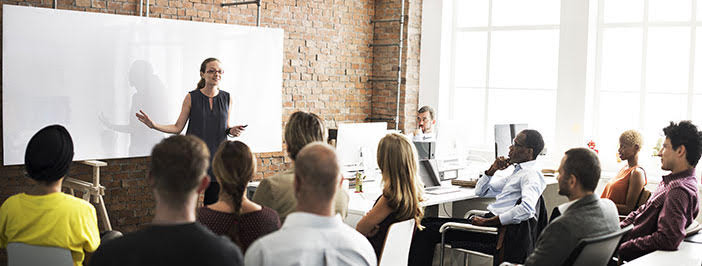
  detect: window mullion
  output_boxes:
[640,0,649,131]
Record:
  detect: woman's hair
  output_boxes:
[196,57,220,90]
[376,133,424,229]
[211,140,256,247]
[620,130,643,150]
[284,111,325,160]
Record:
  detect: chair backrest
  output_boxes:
[562,225,634,266]
[378,219,416,266]
[7,242,73,266]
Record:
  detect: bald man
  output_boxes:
[245,143,376,266]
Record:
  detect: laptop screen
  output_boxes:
[418,159,441,188]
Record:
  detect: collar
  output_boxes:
[515,160,537,170]
[560,194,598,214]
[662,167,696,183]
[282,212,343,229]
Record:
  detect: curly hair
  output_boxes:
[663,121,702,167]
[620,130,643,149]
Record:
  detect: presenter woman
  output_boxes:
[136,57,246,205]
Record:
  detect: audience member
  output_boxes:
[245,143,376,266]
[197,140,280,252]
[252,111,348,222]
[601,130,647,215]
[356,133,424,259]
[90,135,243,266]
[524,148,619,265]
[0,125,100,266]
[414,105,436,141]
[618,121,701,261]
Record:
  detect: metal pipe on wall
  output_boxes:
[394,0,405,130]
[139,0,143,16]
[256,0,261,26]
[146,0,150,17]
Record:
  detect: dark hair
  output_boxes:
[285,111,325,160]
[212,140,255,248]
[563,148,601,192]
[418,105,435,120]
[521,129,545,159]
[663,121,702,167]
[196,58,220,90]
[150,135,210,205]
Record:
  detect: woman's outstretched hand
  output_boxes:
[136,110,155,129]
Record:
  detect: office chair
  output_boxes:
[379,219,416,266]
[439,196,547,266]
[561,225,633,266]
[7,242,73,266]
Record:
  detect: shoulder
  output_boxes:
[0,194,22,210]
[58,193,97,214]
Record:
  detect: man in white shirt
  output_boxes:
[413,105,436,141]
[245,142,376,266]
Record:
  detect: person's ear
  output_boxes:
[569,174,578,189]
[196,175,211,194]
[294,174,302,195]
[676,145,687,159]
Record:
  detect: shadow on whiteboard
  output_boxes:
[99,60,167,157]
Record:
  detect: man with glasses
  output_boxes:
[409,130,547,265]
[414,105,436,141]
[618,121,701,261]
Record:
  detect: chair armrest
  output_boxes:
[686,220,701,236]
[464,210,490,219]
[618,215,627,222]
[439,222,498,235]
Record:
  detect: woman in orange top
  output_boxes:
[601,130,647,215]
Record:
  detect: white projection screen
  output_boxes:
[3,5,283,165]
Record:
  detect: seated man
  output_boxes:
[618,121,701,261]
[0,125,100,266]
[252,111,348,223]
[409,129,547,266]
[245,143,376,266]
[90,135,243,266]
[414,105,436,141]
[524,148,620,265]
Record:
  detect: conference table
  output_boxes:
[626,241,702,266]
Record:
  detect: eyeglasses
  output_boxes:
[511,140,528,149]
[206,69,224,75]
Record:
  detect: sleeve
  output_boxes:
[619,188,692,259]
[524,222,574,266]
[82,204,101,252]
[0,201,9,248]
[475,174,504,197]
[498,171,545,225]
[244,240,265,266]
[620,203,643,228]
[252,178,276,210]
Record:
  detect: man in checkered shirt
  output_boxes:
[618,121,701,261]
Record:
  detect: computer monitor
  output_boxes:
[414,141,435,160]
[336,122,388,171]
[494,123,528,159]
[418,159,441,188]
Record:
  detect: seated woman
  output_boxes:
[0,125,100,266]
[601,130,647,215]
[197,140,280,252]
[355,133,425,259]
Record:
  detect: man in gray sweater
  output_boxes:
[524,148,620,265]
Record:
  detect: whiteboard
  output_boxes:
[3,5,283,165]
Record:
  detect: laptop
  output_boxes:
[419,159,460,195]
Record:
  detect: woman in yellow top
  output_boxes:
[601,130,647,215]
[0,125,100,266]
[355,133,425,260]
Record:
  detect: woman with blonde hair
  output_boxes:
[601,130,647,215]
[197,140,280,252]
[356,133,424,259]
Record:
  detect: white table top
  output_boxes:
[626,241,702,266]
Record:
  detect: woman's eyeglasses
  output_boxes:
[206,69,224,75]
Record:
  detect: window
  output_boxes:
[449,0,560,153]
[589,0,702,176]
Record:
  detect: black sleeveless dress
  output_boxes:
[367,196,401,260]
[186,89,230,204]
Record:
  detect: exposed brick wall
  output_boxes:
[369,0,421,132]
[0,1,423,263]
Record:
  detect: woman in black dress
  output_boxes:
[136,58,246,205]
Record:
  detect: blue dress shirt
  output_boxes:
[475,160,546,225]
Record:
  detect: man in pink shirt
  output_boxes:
[619,121,701,261]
